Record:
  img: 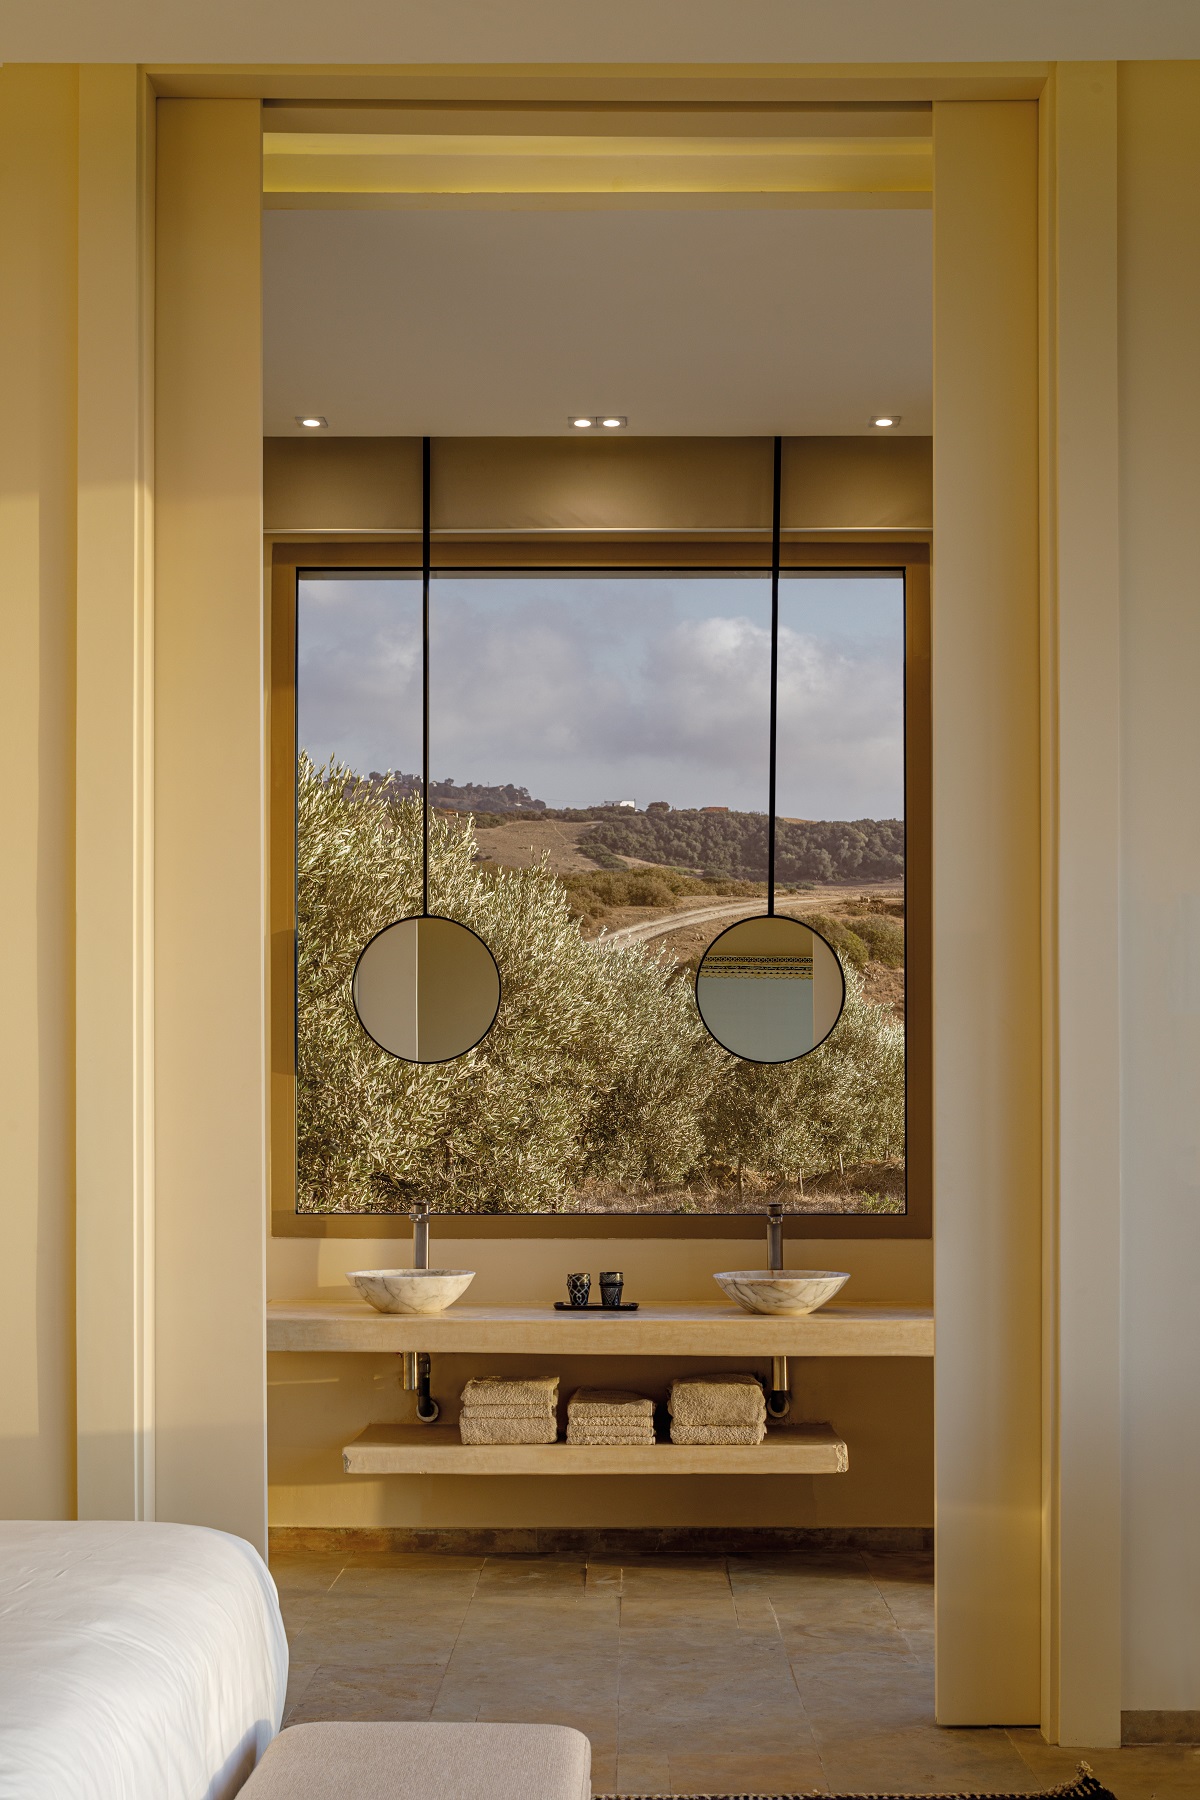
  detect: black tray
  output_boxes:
[553,1301,640,1313]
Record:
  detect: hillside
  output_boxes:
[335,768,903,886]
[579,810,904,884]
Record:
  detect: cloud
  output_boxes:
[297,574,903,819]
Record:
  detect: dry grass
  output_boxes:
[548,1162,906,1217]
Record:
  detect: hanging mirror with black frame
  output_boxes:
[350,438,502,1065]
[694,439,847,1065]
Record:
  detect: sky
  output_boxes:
[296,572,905,820]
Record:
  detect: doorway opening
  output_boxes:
[263,96,940,1792]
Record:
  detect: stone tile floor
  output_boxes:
[272,1548,1198,1797]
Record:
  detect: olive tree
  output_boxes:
[296,756,719,1213]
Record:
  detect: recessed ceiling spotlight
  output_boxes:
[601,416,627,430]
[870,415,900,429]
[296,415,328,429]
[570,417,593,429]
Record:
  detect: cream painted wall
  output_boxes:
[153,99,269,1552]
[75,65,156,1524]
[267,1233,933,1529]
[1039,63,1123,1749]
[931,100,1042,1727]
[1117,61,1200,1720]
[0,65,79,1521]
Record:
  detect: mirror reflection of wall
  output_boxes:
[695,916,847,1064]
[295,564,906,1219]
[353,915,501,1064]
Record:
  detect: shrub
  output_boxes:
[844,911,905,967]
[558,867,757,923]
[621,874,677,907]
[797,912,870,971]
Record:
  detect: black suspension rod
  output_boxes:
[767,435,782,916]
[422,435,431,918]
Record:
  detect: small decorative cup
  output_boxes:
[599,1270,624,1309]
[566,1272,591,1308]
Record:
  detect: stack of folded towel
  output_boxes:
[668,1373,767,1445]
[566,1389,656,1447]
[458,1375,559,1445]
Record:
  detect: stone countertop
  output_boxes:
[266,1299,934,1356]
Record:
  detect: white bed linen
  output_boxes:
[0,1520,288,1800]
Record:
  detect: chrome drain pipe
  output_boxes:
[768,1355,791,1420]
[400,1351,440,1423]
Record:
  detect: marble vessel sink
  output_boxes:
[714,1269,850,1316]
[347,1269,476,1315]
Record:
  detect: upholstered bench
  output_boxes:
[240,1721,592,1800]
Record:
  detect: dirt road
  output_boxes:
[596,885,903,950]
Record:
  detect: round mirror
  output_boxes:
[695,915,845,1064]
[352,915,501,1064]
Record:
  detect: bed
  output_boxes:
[0,1520,288,1800]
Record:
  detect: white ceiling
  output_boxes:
[263,206,932,437]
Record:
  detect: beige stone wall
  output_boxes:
[267,1233,933,1528]
[263,433,932,535]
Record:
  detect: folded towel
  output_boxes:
[566,1412,649,1428]
[567,1388,654,1421]
[568,1420,655,1434]
[670,1421,767,1445]
[459,1403,556,1420]
[669,1373,766,1427]
[461,1375,559,1408]
[566,1423,657,1446]
[460,1415,559,1445]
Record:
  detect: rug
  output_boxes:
[595,1759,1116,1800]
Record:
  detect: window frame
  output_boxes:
[269,532,930,1240]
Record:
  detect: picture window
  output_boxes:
[290,565,910,1220]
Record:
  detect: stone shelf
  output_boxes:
[267,1300,933,1358]
[342,1420,850,1476]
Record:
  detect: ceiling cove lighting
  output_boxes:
[569,415,628,430]
[297,414,328,429]
[870,414,900,429]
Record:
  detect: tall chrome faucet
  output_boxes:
[767,1203,785,1273]
[766,1203,790,1418]
[410,1205,431,1270]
